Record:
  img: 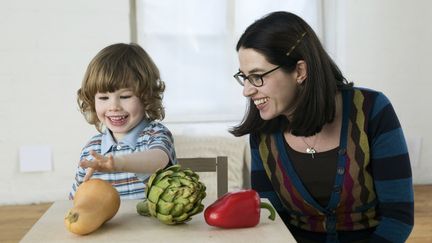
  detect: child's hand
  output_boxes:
[80,150,115,181]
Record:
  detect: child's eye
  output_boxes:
[97,96,109,100]
[120,95,132,99]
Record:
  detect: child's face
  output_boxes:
[95,88,145,141]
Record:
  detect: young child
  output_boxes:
[69,43,177,200]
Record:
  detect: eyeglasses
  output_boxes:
[233,65,281,87]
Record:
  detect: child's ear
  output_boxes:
[295,60,307,84]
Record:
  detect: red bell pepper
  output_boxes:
[204,189,276,228]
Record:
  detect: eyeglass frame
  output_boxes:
[233,65,281,87]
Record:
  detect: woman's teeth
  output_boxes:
[254,97,269,105]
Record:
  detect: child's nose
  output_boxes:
[108,98,121,111]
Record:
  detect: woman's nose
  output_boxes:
[242,80,257,97]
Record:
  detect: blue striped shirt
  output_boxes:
[69,120,177,200]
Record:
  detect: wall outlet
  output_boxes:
[19,145,52,172]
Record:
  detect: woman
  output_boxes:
[231,11,413,242]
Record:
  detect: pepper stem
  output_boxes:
[260,202,276,221]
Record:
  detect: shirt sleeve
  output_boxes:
[142,123,177,166]
[368,92,414,243]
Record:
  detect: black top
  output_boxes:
[284,139,339,207]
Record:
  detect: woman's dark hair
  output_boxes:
[230,11,352,137]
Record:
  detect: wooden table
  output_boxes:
[21,199,296,242]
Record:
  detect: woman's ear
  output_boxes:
[295,60,307,84]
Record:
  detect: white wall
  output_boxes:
[0,0,130,205]
[331,0,432,184]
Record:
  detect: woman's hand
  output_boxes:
[80,150,115,181]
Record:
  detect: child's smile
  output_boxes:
[107,115,129,126]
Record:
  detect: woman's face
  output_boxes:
[238,48,300,120]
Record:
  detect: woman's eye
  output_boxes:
[120,95,132,99]
[249,75,260,82]
[97,96,109,100]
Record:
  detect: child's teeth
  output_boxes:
[111,116,126,121]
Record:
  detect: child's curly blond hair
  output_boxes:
[77,43,165,132]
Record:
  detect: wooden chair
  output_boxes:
[178,156,228,198]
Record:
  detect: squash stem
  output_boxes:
[66,210,79,223]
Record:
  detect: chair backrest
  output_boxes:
[178,156,228,198]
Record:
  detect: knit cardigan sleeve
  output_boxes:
[250,133,283,210]
[368,92,414,242]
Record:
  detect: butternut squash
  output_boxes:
[64,178,120,235]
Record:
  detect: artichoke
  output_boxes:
[136,164,206,225]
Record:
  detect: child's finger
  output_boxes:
[90,150,105,160]
[83,168,95,181]
[108,155,115,168]
[79,159,92,169]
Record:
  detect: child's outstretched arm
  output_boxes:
[80,149,169,181]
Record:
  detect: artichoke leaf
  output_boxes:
[170,203,184,217]
[148,185,165,203]
[157,199,175,215]
[153,170,174,183]
[157,213,175,224]
[173,171,186,177]
[174,197,189,205]
[179,178,193,187]
[155,178,171,189]
[181,188,193,198]
[148,200,157,216]
[188,203,204,216]
[174,213,190,222]
[160,188,178,202]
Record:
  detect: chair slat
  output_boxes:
[178,156,228,198]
